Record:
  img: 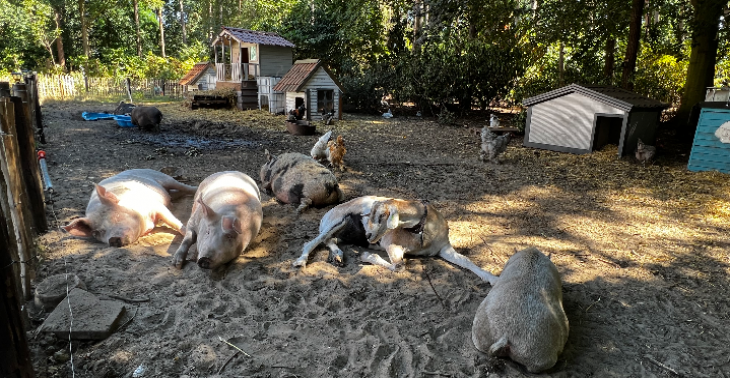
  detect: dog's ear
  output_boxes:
[368,201,383,222]
[386,204,399,229]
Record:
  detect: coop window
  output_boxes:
[317,90,334,113]
[250,46,257,62]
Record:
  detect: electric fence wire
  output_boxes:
[47,189,75,378]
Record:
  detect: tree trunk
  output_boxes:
[157,7,166,58]
[180,0,186,45]
[621,0,644,90]
[79,0,89,57]
[604,37,616,85]
[208,0,213,43]
[558,41,565,86]
[54,7,66,69]
[413,0,421,52]
[675,0,726,129]
[134,0,141,57]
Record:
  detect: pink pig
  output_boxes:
[63,169,197,247]
[172,171,263,270]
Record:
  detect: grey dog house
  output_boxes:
[522,84,669,157]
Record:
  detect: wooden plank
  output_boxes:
[689,150,730,164]
[692,139,730,149]
[28,74,46,144]
[0,103,28,329]
[0,202,34,378]
[0,97,34,300]
[687,161,730,173]
[10,90,47,234]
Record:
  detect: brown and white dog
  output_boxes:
[293,196,497,284]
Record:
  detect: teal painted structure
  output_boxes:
[688,107,730,173]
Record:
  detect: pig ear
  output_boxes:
[62,218,94,237]
[95,184,120,205]
[198,199,216,219]
[221,216,242,234]
[386,204,400,230]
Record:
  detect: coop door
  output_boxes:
[317,90,334,114]
[592,115,623,151]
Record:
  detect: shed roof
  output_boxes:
[213,27,295,48]
[273,59,343,92]
[179,62,211,85]
[523,84,669,112]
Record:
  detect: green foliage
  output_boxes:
[633,48,688,105]
[0,0,724,113]
[437,108,456,125]
[512,108,528,133]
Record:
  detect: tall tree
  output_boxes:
[622,0,645,89]
[79,0,89,57]
[157,5,165,58]
[604,37,616,85]
[134,0,141,57]
[675,0,727,128]
[179,0,186,45]
[54,8,65,68]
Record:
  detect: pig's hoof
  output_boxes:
[327,253,344,267]
[389,263,405,272]
[172,253,185,269]
[292,258,307,268]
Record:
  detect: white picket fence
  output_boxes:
[0,73,184,102]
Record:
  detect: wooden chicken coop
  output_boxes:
[272,59,344,121]
[211,27,295,110]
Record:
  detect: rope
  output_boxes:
[46,189,76,378]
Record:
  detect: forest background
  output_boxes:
[2,0,729,126]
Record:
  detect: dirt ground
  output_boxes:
[28,100,730,378]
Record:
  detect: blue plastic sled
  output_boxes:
[81,112,116,121]
[113,115,134,127]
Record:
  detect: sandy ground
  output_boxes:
[27,100,730,378]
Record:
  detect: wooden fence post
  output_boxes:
[29,73,45,144]
[11,84,47,234]
[0,97,35,300]
[0,99,28,328]
[0,82,10,97]
[0,207,34,378]
[126,77,133,104]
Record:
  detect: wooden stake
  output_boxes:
[9,92,47,234]
[0,206,34,377]
[0,97,35,300]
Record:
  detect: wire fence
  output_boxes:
[0,73,184,103]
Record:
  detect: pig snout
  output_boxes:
[197,257,213,269]
[108,235,132,247]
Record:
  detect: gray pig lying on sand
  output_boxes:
[62,169,197,247]
[173,171,263,269]
[259,150,344,212]
[472,247,569,373]
[293,196,498,283]
[131,106,163,131]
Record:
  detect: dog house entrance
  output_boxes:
[593,115,623,151]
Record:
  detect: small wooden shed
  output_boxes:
[523,84,669,157]
[687,104,730,173]
[272,59,344,120]
[179,62,216,91]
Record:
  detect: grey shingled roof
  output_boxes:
[214,27,295,48]
[523,84,669,111]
